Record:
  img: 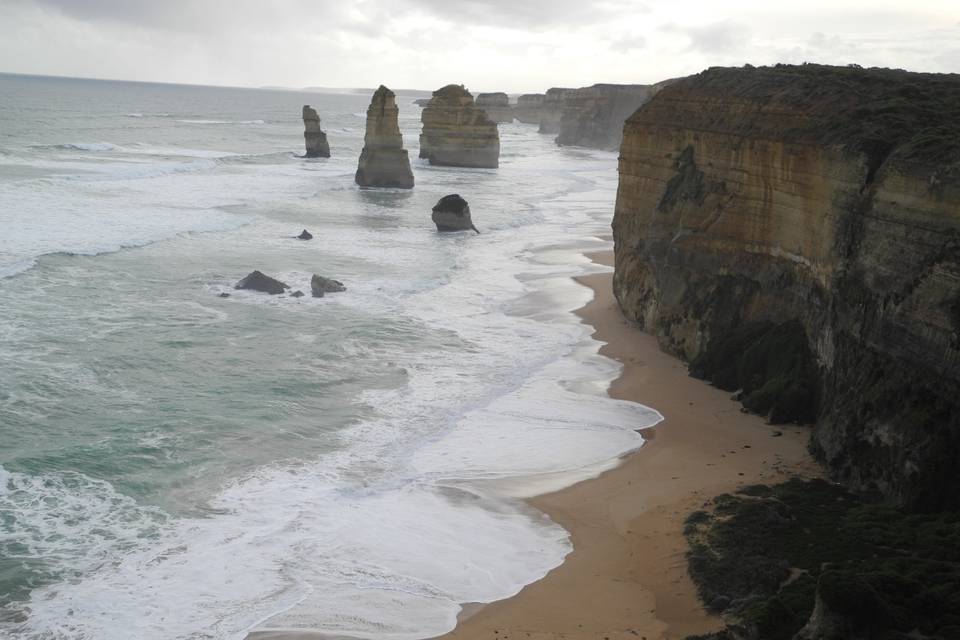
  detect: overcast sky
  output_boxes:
[1,0,958,92]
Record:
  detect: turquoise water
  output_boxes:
[0,73,660,639]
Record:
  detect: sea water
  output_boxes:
[0,73,661,639]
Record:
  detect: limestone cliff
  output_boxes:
[475,92,514,123]
[355,85,414,189]
[514,93,544,124]
[302,105,330,158]
[538,87,572,134]
[419,85,500,168]
[612,64,960,510]
[555,83,663,150]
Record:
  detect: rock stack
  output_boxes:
[419,85,500,168]
[475,92,513,123]
[514,93,544,124]
[355,85,415,189]
[302,105,330,158]
[431,194,479,233]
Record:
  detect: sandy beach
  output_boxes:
[439,251,819,640]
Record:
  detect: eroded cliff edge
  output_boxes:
[612,64,960,510]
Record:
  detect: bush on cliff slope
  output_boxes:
[684,479,960,640]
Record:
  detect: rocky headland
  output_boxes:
[475,92,514,123]
[537,87,573,134]
[302,105,330,158]
[419,85,500,168]
[513,93,545,124]
[355,85,415,189]
[555,82,665,150]
[612,63,960,511]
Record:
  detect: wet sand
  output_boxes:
[439,252,819,640]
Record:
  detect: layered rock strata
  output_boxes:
[538,87,572,134]
[302,105,330,158]
[475,92,513,123]
[514,93,544,124]
[612,64,960,510]
[355,85,414,189]
[555,83,664,150]
[420,85,500,168]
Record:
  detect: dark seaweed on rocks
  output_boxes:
[683,479,960,640]
[690,320,819,425]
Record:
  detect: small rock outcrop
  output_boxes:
[302,105,330,158]
[355,86,415,189]
[235,271,289,295]
[419,85,500,168]
[296,229,313,240]
[514,93,544,124]
[475,92,513,123]
[290,290,305,298]
[538,88,572,134]
[311,274,346,298]
[431,194,479,233]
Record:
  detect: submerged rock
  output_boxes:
[419,85,500,168]
[235,270,289,295]
[290,290,305,298]
[302,105,330,158]
[475,92,513,123]
[355,85,415,189]
[311,274,346,298]
[296,229,313,240]
[431,194,479,233]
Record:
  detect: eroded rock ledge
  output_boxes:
[612,63,960,509]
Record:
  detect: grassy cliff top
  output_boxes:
[636,63,960,166]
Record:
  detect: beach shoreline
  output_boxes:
[438,250,820,640]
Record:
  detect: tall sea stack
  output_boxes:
[419,85,500,168]
[302,105,330,158]
[355,85,414,189]
[612,64,960,510]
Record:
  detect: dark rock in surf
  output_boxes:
[218,292,231,298]
[296,229,313,240]
[291,290,305,298]
[431,194,479,233]
[235,270,289,295]
[311,274,346,298]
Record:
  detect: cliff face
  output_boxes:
[355,85,414,189]
[555,83,661,150]
[302,105,330,158]
[514,93,544,124]
[538,87,572,134]
[419,85,500,168]
[475,92,514,123]
[612,64,960,510]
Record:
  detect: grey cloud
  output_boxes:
[399,0,647,28]
[610,35,647,53]
[661,20,749,54]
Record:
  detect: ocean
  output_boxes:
[0,72,661,639]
